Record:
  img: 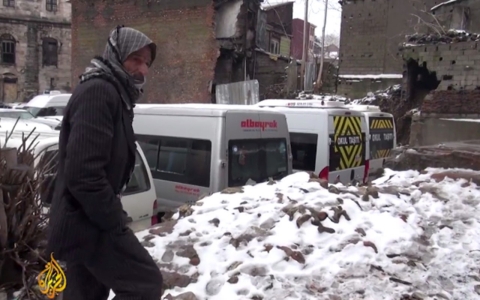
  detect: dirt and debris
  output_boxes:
[404,29,480,46]
[385,140,480,171]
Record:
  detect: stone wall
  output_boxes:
[254,50,290,98]
[338,0,439,97]
[410,113,480,146]
[0,0,71,102]
[432,0,480,32]
[337,77,402,99]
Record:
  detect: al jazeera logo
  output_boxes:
[37,253,67,299]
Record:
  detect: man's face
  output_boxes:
[123,45,152,82]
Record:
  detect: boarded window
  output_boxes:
[269,38,280,54]
[42,38,58,66]
[0,34,15,64]
[46,0,57,11]
[3,0,14,7]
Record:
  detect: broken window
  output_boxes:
[3,0,14,7]
[42,38,58,67]
[46,0,57,11]
[0,34,15,64]
[270,38,280,55]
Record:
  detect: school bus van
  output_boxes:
[133,103,293,214]
[347,104,396,177]
[255,99,368,184]
[0,123,159,232]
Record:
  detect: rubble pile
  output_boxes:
[351,84,401,106]
[296,91,347,102]
[113,170,480,300]
[404,29,480,46]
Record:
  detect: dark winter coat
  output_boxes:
[47,76,137,262]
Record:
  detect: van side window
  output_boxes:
[290,132,318,171]
[123,150,151,195]
[136,135,211,187]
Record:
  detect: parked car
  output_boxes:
[23,93,71,117]
[0,108,62,130]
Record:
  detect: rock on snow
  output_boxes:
[111,169,480,300]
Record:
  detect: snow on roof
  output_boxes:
[430,0,463,11]
[339,74,403,79]
[261,0,295,10]
[109,168,480,299]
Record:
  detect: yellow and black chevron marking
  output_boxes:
[372,149,391,159]
[333,116,364,170]
[370,118,394,129]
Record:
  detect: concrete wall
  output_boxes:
[403,41,480,91]
[337,77,402,99]
[0,0,71,102]
[71,0,218,104]
[410,113,480,146]
[338,0,440,97]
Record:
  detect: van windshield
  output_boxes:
[228,138,288,187]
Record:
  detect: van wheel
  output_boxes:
[156,212,165,223]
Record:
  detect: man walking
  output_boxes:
[47,26,163,299]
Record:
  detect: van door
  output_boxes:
[224,111,290,186]
[328,111,366,183]
[368,114,395,175]
[121,148,156,226]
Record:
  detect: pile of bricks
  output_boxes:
[421,90,480,114]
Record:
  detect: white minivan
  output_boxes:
[133,103,293,213]
[255,99,368,184]
[347,104,396,176]
[0,123,159,232]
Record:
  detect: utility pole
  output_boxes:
[300,0,309,91]
[315,0,329,93]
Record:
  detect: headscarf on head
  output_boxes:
[79,25,157,107]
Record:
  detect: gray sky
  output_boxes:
[265,0,342,36]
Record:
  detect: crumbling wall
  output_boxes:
[432,0,480,31]
[71,0,218,103]
[402,40,480,91]
[338,0,438,96]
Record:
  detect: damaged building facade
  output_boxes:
[0,0,71,102]
[337,0,440,98]
[71,0,266,103]
[401,0,480,146]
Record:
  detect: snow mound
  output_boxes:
[119,169,480,300]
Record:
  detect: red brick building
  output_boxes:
[290,18,316,61]
[71,0,261,103]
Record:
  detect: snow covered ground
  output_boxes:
[110,168,480,300]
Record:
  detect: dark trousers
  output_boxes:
[63,228,163,300]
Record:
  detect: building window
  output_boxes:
[136,135,212,187]
[42,38,58,67]
[0,34,16,64]
[3,0,14,7]
[290,132,318,171]
[46,0,57,11]
[269,38,280,54]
